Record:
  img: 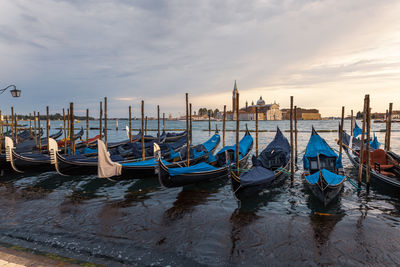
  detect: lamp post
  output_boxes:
[0,85,21,97]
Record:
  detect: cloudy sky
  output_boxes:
[1,0,400,118]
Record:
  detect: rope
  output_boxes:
[346,177,363,190]
[274,167,291,175]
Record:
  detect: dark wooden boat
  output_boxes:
[230,127,290,201]
[157,129,253,188]
[302,127,345,206]
[50,133,191,177]
[4,128,82,173]
[341,130,400,188]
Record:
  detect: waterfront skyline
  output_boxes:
[1,0,400,117]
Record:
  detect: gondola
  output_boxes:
[50,133,191,177]
[302,127,345,206]
[230,127,290,201]
[341,130,400,188]
[157,128,253,188]
[4,128,82,173]
[54,127,84,148]
[95,132,220,179]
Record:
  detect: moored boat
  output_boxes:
[302,127,345,206]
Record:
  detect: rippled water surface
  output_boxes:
[1,119,400,266]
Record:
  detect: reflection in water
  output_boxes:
[309,212,344,246]
[229,208,260,258]
[163,179,226,222]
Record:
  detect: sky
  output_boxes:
[1,0,400,118]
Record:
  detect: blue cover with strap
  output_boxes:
[202,134,220,152]
[121,158,170,167]
[168,162,218,176]
[216,133,253,161]
[303,129,340,170]
[239,166,275,187]
[305,169,345,186]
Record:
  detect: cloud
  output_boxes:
[0,0,399,117]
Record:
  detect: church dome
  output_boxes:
[257,96,265,106]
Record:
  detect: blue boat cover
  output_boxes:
[254,128,290,169]
[305,169,345,186]
[168,162,218,176]
[303,131,339,170]
[168,149,180,160]
[207,153,217,163]
[239,166,275,187]
[353,121,362,138]
[202,134,220,152]
[121,158,170,167]
[216,133,253,161]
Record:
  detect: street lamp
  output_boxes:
[0,85,21,97]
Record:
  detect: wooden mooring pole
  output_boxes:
[63,109,67,154]
[385,109,389,149]
[290,96,294,182]
[358,95,368,187]
[70,102,75,155]
[186,93,190,166]
[141,100,145,160]
[29,113,32,139]
[236,92,240,175]
[129,106,132,142]
[189,103,192,145]
[222,105,226,147]
[294,106,298,165]
[99,101,103,140]
[366,96,371,192]
[339,106,345,156]
[46,106,50,151]
[34,111,37,147]
[157,105,160,143]
[104,97,108,146]
[255,107,259,157]
[38,112,41,151]
[11,107,14,142]
[386,103,393,151]
[86,109,89,147]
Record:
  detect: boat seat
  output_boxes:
[363,149,394,170]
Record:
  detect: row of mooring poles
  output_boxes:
[357,95,372,190]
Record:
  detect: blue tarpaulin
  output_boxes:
[305,169,345,186]
[202,134,220,152]
[121,158,170,167]
[239,166,275,187]
[168,162,218,176]
[371,134,380,150]
[216,133,253,161]
[303,129,342,170]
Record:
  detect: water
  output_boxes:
[1,119,400,266]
